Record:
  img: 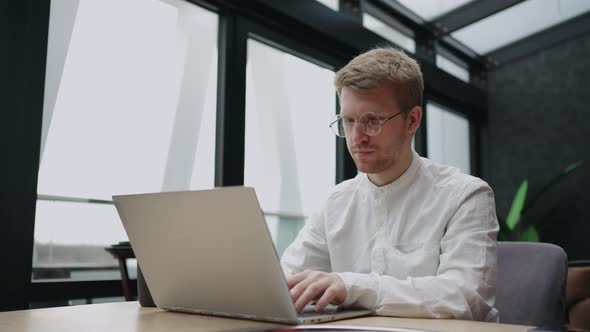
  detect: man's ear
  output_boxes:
[407,106,422,134]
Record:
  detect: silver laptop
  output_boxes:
[113,187,373,324]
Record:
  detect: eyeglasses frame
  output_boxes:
[329,108,411,138]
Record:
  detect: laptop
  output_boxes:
[112,187,373,324]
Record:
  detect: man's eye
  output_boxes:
[342,118,355,124]
[366,117,380,126]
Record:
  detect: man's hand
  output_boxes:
[287,270,346,313]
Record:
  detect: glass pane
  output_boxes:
[436,54,470,82]
[244,39,336,254]
[363,13,416,53]
[34,0,218,280]
[264,214,307,256]
[396,0,474,21]
[452,0,590,54]
[32,200,137,281]
[316,0,339,11]
[426,102,471,174]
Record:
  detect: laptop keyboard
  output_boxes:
[299,304,339,317]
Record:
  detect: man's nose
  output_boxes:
[350,122,368,144]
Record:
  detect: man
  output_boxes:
[280,47,499,322]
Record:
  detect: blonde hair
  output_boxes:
[334,47,423,109]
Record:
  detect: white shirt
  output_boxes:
[280,152,499,322]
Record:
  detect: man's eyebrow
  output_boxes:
[340,112,384,117]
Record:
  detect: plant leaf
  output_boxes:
[564,160,584,174]
[519,225,540,242]
[524,160,584,213]
[506,180,528,231]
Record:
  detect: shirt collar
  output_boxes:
[362,150,421,199]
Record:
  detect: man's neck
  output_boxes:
[367,150,414,187]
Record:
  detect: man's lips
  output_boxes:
[352,150,375,157]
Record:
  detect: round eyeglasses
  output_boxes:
[329,109,408,138]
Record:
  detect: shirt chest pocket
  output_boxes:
[376,242,440,279]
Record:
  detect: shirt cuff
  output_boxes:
[335,272,361,307]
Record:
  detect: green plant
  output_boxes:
[498,160,584,241]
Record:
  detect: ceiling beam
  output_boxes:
[243,0,487,111]
[433,0,526,36]
[368,0,489,68]
[488,11,590,66]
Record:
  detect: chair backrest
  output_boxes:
[496,241,567,328]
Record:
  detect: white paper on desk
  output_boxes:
[282,325,433,332]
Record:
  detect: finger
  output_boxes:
[314,285,339,312]
[294,280,330,313]
[289,271,322,302]
[290,275,315,303]
[287,270,310,289]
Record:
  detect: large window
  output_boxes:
[315,0,339,11]
[34,0,218,281]
[244,39,336,255]
[436,53,470,83]
[362,13,416,53]
[396,0,474,21]
[426,102,471,174]
[452,0,590,55]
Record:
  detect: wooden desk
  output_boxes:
[0,302,532,332]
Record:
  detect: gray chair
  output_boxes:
[496,241,568,328]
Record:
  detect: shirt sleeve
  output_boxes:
[336,180,499,321]
[280,206,332,277]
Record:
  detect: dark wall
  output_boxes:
[487,32,590,260]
